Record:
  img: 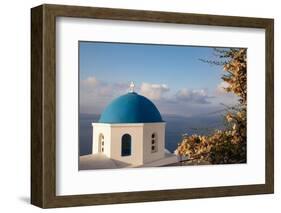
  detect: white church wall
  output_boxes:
[92,123,111,157]
[110,124,144,166]
[142,123,165,164]
[92,122,166,166]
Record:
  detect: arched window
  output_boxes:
[151,133,158,153]
[121,134,131,156]
[99,133,105,153]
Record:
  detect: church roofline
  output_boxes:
[92,122,166,127]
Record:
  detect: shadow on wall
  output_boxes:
[18,196,30,204]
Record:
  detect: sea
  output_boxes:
[79,113,225,156]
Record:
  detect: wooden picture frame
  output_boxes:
[31,4,274,208]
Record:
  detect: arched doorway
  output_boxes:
[121,134,131,156]
[98,133,104,153]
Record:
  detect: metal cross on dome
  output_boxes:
[129,81,135,93]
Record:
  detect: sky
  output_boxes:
[79,41,238,117]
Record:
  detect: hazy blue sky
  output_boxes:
[79,41,237,117]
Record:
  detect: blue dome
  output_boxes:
[99,92,163,123]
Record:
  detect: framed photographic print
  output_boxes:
[31,4,274,208]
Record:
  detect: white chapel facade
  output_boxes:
[90,82,178,168]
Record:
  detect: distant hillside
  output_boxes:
[79,113,225,156]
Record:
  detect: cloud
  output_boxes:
[80,76,128,97]
[213,81,238,106]
[216,81,230,95]
[176,88,212,104]
[80,76,128,114]
[79,77,229,116]
[83,76,99,87]
[140,82,170,100]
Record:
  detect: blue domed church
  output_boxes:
[87,82,178,169]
